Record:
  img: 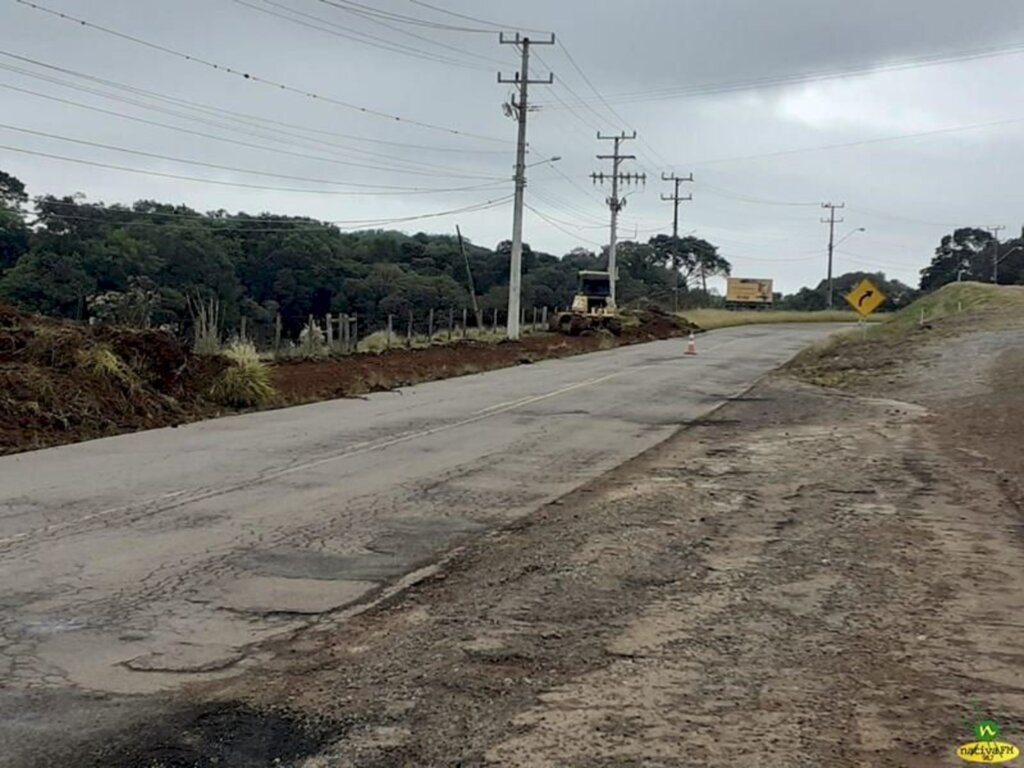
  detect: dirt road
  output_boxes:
[8,318,1024,767]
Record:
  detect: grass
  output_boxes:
[788,282,1024,389]
[76,345,136,386]
[677,308,882,330]
[209,341,277,407]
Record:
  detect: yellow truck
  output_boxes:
[725,277,774,309]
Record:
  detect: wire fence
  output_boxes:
[242,306,556,359]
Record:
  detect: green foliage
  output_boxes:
[209,341,276,407]
[778,271,919,312]
[0,167,733,331]
[920,227,1024,290]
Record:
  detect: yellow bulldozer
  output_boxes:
[550,270,623,336]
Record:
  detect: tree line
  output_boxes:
[3,168,1012,332]
[0,168,731,335]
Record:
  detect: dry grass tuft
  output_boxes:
[208,341,277,407]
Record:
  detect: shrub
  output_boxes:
[208,341,276,407]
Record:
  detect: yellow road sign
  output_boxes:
[845,278,886,317]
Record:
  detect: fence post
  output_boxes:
[448,308,454,342]
[407,310,414,348]
[325,312,333,346]
[239,316,248,343]
[462,307,468,338]
[387,314,393,349]
[339,313,348,352]
[542,306,548,329]
[274,312,282,352]
[532,307,537,332]
[350,315,358,353]
[428,308,435,342]
[492,308,498,334]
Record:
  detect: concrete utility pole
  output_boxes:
[498,32,554,340]
[661,173,693,309]
[821,202,845,309]
[987,225,1006,284]
[593,132,645,306]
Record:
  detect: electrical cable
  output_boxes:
[0,81,504,180]
[0,50,508,157]
[0,142,507,195]
[311,0,495,34]
[404,0,550,35]
[231,0,499,71]
[15,0,509,142]
[525,203,604,247]
[0,122,508,192]
[26,195,514,232]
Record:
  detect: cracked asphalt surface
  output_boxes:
[0,324,845,767]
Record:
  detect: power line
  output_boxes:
[0,122,507,192]
[0,142,506,196]
[525,203,604,247]
[698,182,820,207]
[311,0,495,34]
[28,195,515,232]
[230,0,494,71]
[251,0,512,68]
[845,204,961,229]
[0,50,508,157]
[555,38,671,169]
[0,81,502,180]
[16,0,509,143]
[405,0,550,35]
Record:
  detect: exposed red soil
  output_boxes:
[271,310,694,403]
[0,305,693,455]
[0,303,226,455]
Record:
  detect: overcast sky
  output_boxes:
[3,0,1024,293]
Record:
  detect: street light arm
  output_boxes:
[996,245,1024,265]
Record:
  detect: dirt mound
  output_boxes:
[624,308,701,340]
[0,303,225,454]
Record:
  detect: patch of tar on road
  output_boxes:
[73,703,337,768]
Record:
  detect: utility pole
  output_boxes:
[661,172,693,310]
[456,225,482,330]
[593,132,645,306]
[498,32,554,340]
[987,225,1006,284]
[821,202,845,309]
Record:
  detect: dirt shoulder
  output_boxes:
[63,311,1024,767]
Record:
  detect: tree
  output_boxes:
[0,170,29,272]
[920,227,993,290]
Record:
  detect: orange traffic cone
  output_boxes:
[685,332,697,355]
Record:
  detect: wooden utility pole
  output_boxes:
[456,225,483,330]
[499,32,555,340]
[661,172,693,309]
[988,225,1006,283]
[821,202,845,309]
[593,132,645,307]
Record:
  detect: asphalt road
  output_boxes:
[0,324,842,765]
